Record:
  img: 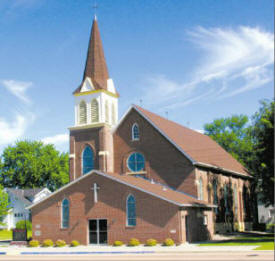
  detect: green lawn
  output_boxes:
[0,230,32,241]
[199,234,274,250]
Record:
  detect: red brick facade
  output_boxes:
[113,109,197,197]
[31,172,213,245]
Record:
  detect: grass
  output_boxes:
[0,230,32,241]
[199,233,274,250]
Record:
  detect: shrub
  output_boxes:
[28,240,39,247]
[113,240,124,246]
[163,238,174,246]
[128,238,140,247]
[266,223,275,232]
[42,239,54,247]
[70,240,80,247]
[55,239,66,247]
[15,220,32,231]
[145,238,157,246]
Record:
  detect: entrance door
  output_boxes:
[89,219,108,244]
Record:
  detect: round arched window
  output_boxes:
[127,152,145,172]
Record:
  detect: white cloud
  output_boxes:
[138,26,274,110]
[0,113,34,146]
[2,80,32,104]
[42,133,69,148]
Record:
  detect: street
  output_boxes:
[0,251,273,261]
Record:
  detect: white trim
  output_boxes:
[27,170,216,210]
[69,154,75,158]
[126,194,136,227]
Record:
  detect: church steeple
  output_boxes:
[83,17,109,90]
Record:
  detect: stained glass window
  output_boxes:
[132,123,140,140]
[127,195,136,226]
[82,146,94,175]
[127,153,145,172]
[62,198,69,228]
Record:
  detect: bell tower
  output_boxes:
[69,16,119,181]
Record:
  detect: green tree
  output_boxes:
[250,100,274,206]
[0,185,10,225]
[0,140,69,191]
[204,115,254,167]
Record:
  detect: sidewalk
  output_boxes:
[0,244,258,255]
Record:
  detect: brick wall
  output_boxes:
[113,109,197,197]
[31,173,183,245]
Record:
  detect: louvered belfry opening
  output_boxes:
[91,99,99,123]
[79,101,87,124]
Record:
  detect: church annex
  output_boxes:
[28,16,253,245]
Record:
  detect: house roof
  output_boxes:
[27,170,215,210]
[117,105,250,177]
[73,17,110,94]
[6,188,47,206]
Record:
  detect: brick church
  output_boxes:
[28,16,253,245]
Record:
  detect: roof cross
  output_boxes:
[93,1,98,19]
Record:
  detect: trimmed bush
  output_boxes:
[266,223,275,232]
[70,240,80,247]
[128,238,140,247]
[163,238,174,246]
[145,238,157,246]
[15,220,32,231]
[42,239,54,247]
[55,239,66,247]
[113,240,124,246]
[28,240,39,247]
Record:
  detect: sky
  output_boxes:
[0,0,274,153]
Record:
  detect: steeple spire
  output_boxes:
[83,17,109,89]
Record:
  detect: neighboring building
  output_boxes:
[1,188,51,230]
[28,15,254,245]
[258,194,275,225]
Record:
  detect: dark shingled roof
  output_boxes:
[6,188,45,206]
[133,105,250,177]
[74,17,113,95]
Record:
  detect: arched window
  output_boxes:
[79,101,87,124]
[213,180,218,213]
[234,185,238,215]
[126,194,136,226]
[224,184,229,214]
[105,100,109,123]
[91,99,99,123]
[61,198,69,228]
[82,146,94,175]
[111,103,116,125]
[127,152,145,172]
[198,178,204,200]
[132,123,140,140]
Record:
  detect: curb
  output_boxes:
[20,251,155,255]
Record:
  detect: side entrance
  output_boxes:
[88,219,108,244]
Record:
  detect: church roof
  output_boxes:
[117,105,251,178]
[27,170,215,210]
[73,17,110,94]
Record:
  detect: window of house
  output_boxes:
[127,152,145,172]
[132,123,140,141]
[91,99,99,123]
[224,184,229,214]
[79,101,87,125]
[234,185,238,215]
[82,146,94,175]
[198,178,204,200]
[126,194,136,226]
[61,198,69,228]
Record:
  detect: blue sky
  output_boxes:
[0,0,274,153]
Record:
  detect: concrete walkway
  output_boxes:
[0,244,259,255]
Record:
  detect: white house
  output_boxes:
[1,188,51,230]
